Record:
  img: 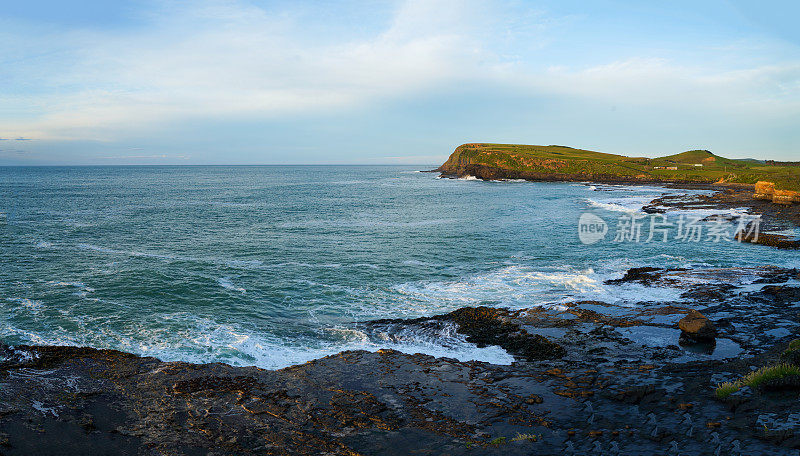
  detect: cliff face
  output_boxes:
[438,144,800,204]
[755,181,800,205]
[437,144,654,183]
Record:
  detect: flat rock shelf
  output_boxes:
[2,266,800,455]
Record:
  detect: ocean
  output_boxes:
[1,165,797,369]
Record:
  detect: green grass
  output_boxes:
[714,363,800,398]
[742,364,800,389]
[442,143,800,191]
[715,381,740,399]
[487,437,507,446]
[510,433,540,442]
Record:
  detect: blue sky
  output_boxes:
[1,0,798,165]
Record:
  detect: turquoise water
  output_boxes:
[1,166,797,368]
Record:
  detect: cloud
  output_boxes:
[0,0,503,140]
[97,154,190,160]
[523,58,800,115]
[0,0,798,150]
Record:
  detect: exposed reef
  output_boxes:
[3,266,800,454]
[642,186,800,249]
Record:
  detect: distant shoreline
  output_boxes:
[437,143,800,192]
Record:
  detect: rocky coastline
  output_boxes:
[2,178,799,455]
[3,263,800,455]
[439,164,800,248]
[437,162,688,186]
[641,185,800,249]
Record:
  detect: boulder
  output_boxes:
[678,310,717,342]
[604,267,662,285]
[754,180,776,195]
[773,189,800,205]
[753,181,776,200]
[752,181,799,204]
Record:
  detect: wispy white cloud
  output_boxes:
[1,0,504,140]
[0,0,798,155]
[522,58,800,115]
[97,154,190,160]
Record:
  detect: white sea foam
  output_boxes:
[584,195,660,213]
[226,259,264,268]
[6,297,43,313]
[402,259,442,267]
[78,243,283,270]
[47,280,86,288]
[218,277,246,293]
[0,309,513,369]
[46,281,96,294]
[585,184,757,222]
[664,206,754,219]
[77,243,187,261]
[5,258,784,370]
[35,241,53,249]
[78,243,118,254]
[391,263,689,313]
[763,228,800,239]
[330,180,370,185]
[585,199,642,213]
[273,262,342,269]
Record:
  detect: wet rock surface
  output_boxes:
[2,266,800,455]
[678,310,717,343]
[643,185,800,236]
[370,306,567,361]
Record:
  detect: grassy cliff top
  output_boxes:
[440,143,800,191]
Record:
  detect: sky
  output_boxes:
[0,0,798,165]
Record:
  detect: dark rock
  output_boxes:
[781,349,800,365]
[642,205,666,214]
[729,385,752,398]
[736,229,800,250]
[5,265,800,455]
[525,394,543,404]
[614,385,656,404]
[371,306,566,362]
[605,267,663,285]
[678,310,717,342]
[752,268,800,284]
[701,214,738,223]
[444,307,566,361]
[680,283,738,301]
[756,285,800,304]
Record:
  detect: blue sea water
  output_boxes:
[1,166,797,368]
